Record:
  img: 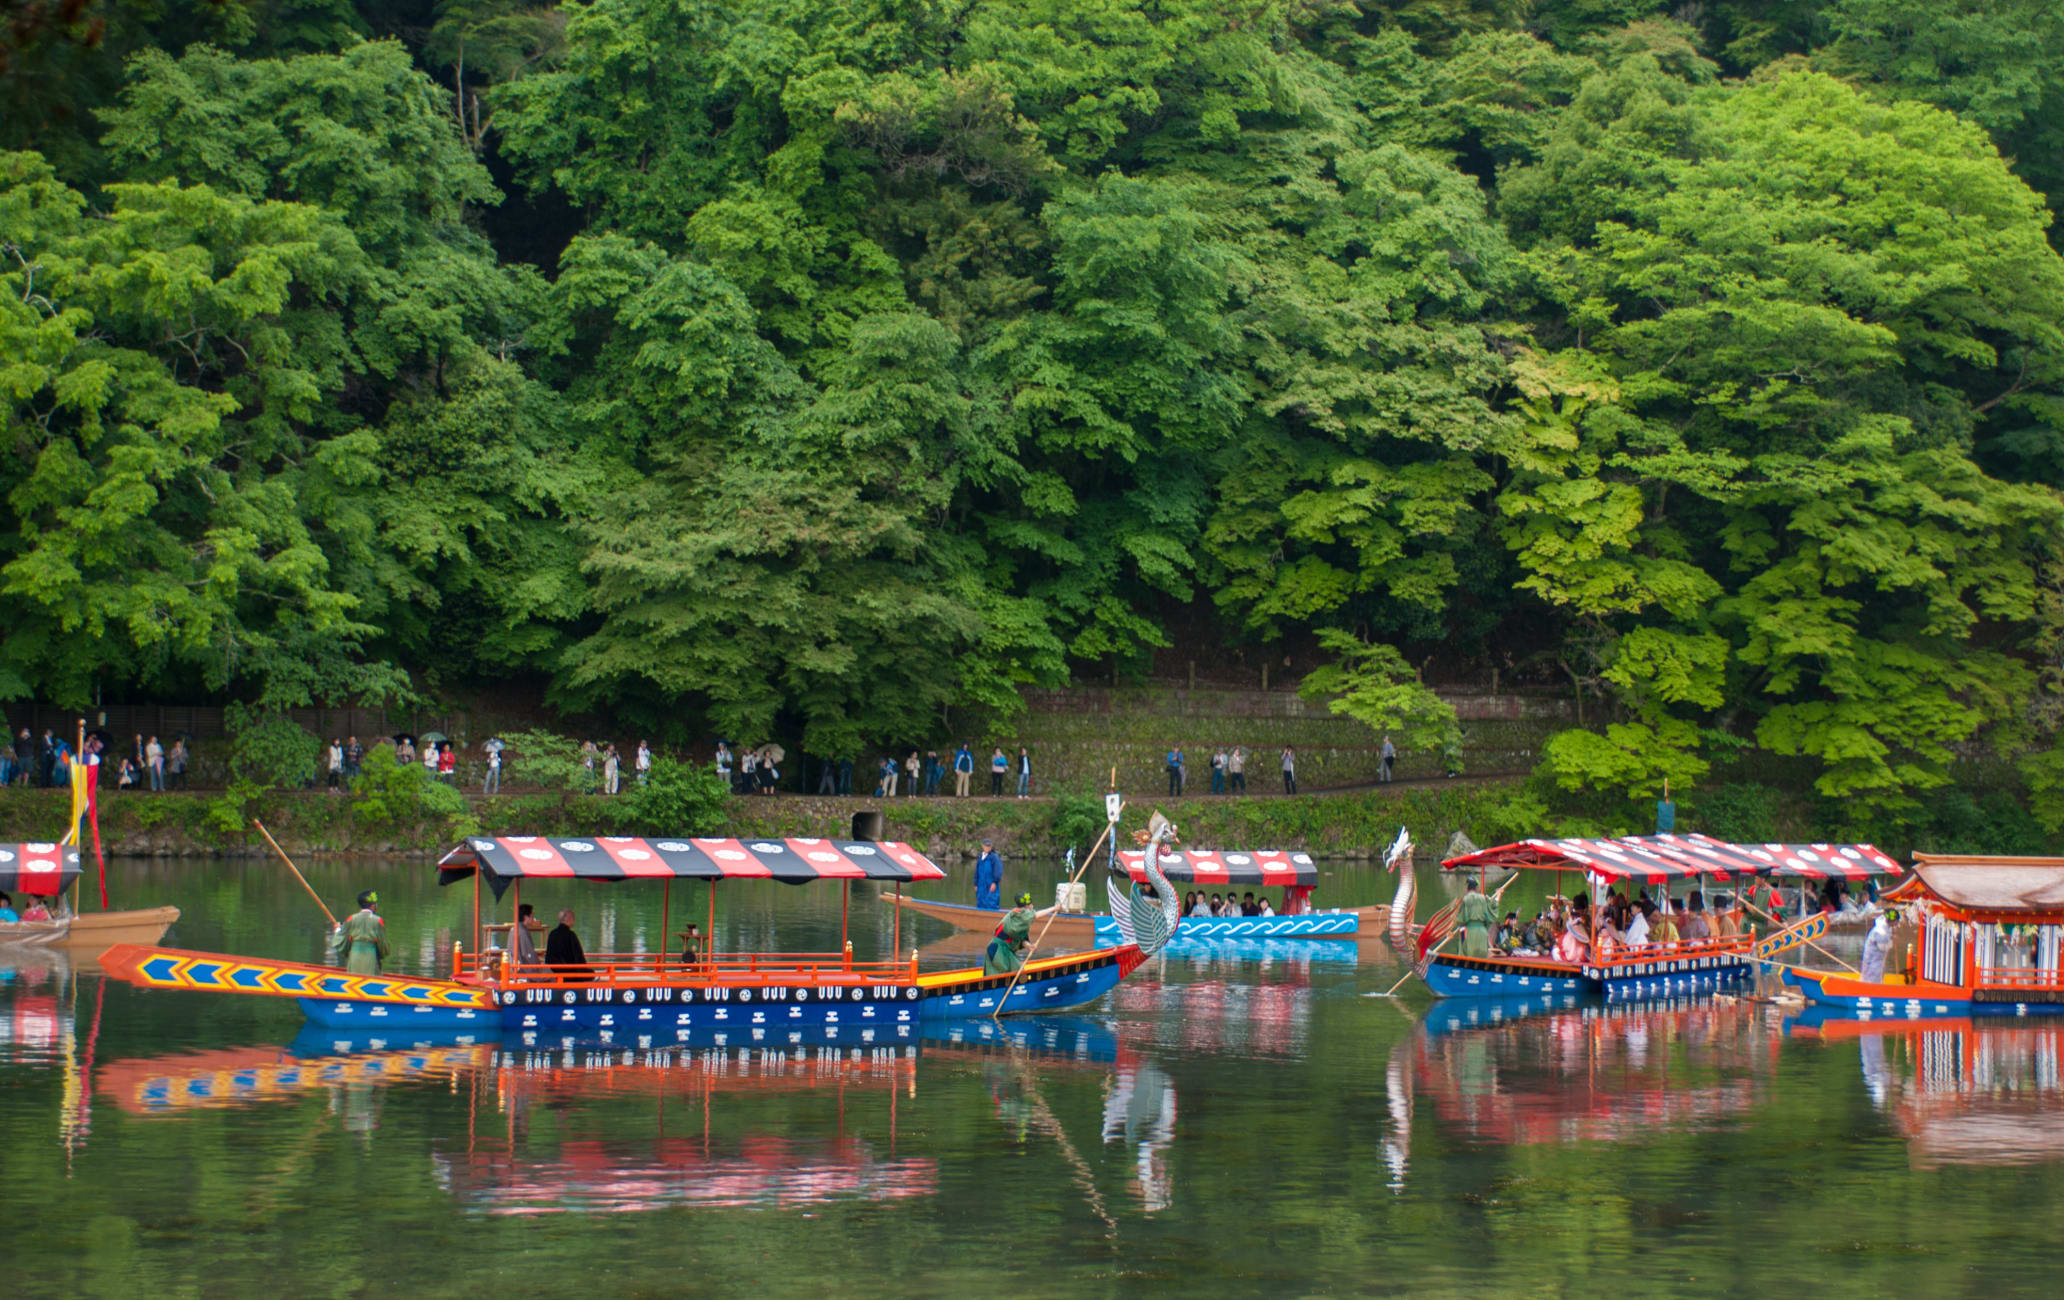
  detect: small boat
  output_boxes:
[0,842,179,952]
[888,849,1381,948]
[100,827,1184,1037]
[887,894,1100,947]
[1782,853,2064,1017]
[1105,848,1380,943]
[1424,833,1903,1000]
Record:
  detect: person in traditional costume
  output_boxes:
[546,909,589,973]
[984,893,1041,975]
[1861,909,1894,983]
[1458,877,1497,958]
[339,891,388,975]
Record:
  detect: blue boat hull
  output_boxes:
[1424,952,1751,1001]
[299,948,1131,1048]
[1093,912,1358,947]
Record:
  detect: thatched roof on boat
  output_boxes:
[1891,857,2064,915]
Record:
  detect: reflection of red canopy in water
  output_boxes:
[437,1134,936,1215]
[1409,1001,1782,1147]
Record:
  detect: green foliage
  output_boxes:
[1300,629,1462,764]
[1689,782,1782,843]
[498,728,591,795]
[613,758,732,836]
[349,744,468,834]
[224,704,320,791]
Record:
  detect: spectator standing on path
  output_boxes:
[989,747,1008,796]
[838,754,853,795]
[604,744,621,795]
[880,757,898,798]
[905,751,921,797]
[1211,748,1226,794]
[484,746,502,795]
[326,740,344,792]
[715,741,733,789]
[924,750,942,796]
[636,741,652,786]
[167,739,188,789]
[737,747,754,795]
[954,744,974,797]
[974,839,1002,910]
[1227,746,1246,794]
[344,736,364,788]
[1165,744,1183,798]
[1281,746,1297,795]
[36,729,55,787]
[440,744,457,785]
[818,757,838,794]
[1380,734,1395,783]
[13,729,29,786]
[1016,746,1031,798]
[430,740,447,782]
[146,735,165,791]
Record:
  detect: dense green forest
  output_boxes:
[3,0,2061,833]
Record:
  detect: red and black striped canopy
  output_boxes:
[1121,849,1317,888]
[438,836,946,891]
[1443,833,1900,885]
[0,843,81,897]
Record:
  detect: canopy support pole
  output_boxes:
[707,881,716,964]
[661,879,671,973]
[893,882,901,956]
[842,880,851,950]
[473,866,481,974]
[511,881,521,970]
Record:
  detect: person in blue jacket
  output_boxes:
[974,839,1003,910]
[953,743,975,797]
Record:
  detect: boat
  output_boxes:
[1104,848,1379,943]
[888,848,1381,948]
[1423,833,1903,1000]
[0,842,179,951]
[1782,853,2064,1017]
[887,894,1100,947]
[98,827,1182,1038]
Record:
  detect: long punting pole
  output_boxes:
[991,767,1117,1021]
[252,819,340,928]
[1372,869,1521,1000]
[1740,892,1858,974]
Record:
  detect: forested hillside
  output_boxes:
[3,0,2061,836]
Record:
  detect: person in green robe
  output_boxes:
[339,890,389,975]
[1458,878,1497,958]
[983,893,1040,975]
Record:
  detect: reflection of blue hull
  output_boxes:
[1094,913,1357,947]
[1419,990,1591,1038]
[298,954,1128,1046]
[287,1013,1120,1061]
[1424,953,1750,1000]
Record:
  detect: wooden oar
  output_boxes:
[1740,894,1859,975]
[1370,873,1520,999]
[991,771,1118,1020]
[252,819,339,928]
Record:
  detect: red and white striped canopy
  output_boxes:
[0,843,81,897]
[438,836,945,888]
[1121,849,1316,888]
[1443,833,1901,885]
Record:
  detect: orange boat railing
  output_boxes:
[1590,933,1754,969]
[454,947,925,990]
[1975,966,2064,995]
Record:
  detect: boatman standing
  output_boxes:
[1458,877,1496,958]
[974,839,1003,910]
[984,892,1042,976]
[1861,908,1894,983]
[338,891,388,975]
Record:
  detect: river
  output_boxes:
[3,856,2060,1297]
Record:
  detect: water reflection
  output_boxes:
[1385,994,1783,1187]
[1789,1011,2064,1169]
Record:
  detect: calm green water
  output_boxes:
[4,856,2062,1299]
